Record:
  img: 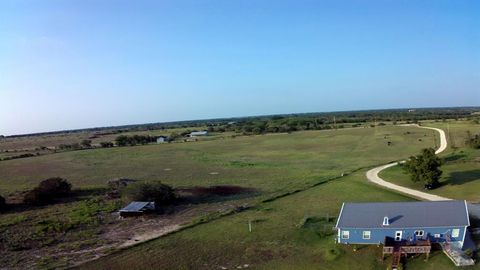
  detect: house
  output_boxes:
[189,131,208,137]
[156,136,167,143]
[335,200,470,247]
[119,201,156,217]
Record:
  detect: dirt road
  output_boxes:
[365,124,451,201]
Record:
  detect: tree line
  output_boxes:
[114,135,158,146]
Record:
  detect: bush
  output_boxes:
[100,141,114,148]
[122,181,175,208]
[23,178,72,205]
[37,177,72,197]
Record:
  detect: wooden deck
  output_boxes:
[383,237,432,269]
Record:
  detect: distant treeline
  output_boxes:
[2,107,479,138]
[203,108,480,135]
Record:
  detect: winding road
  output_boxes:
[365,124,451,201]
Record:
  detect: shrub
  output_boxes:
[100,141,114,148]
[81,139,92,148]
[23,178,72,205]
[324,246,343,261]
[122,181,175,208]
[37,177,72,197]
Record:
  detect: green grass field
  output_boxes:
[0,125,436,195]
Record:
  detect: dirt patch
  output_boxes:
[0,195,255,269]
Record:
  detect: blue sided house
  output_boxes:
[335,200,470,246]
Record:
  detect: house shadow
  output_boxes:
[389,215,403,224]
[444,170,480,186]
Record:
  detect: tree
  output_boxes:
[465,131,480,149]
[100,141,114,148]
[122,181,175,209]
[403,148,443,189]
[115,135,129,146]
[24,178,72,205]
[168,132,180,142]
[81,139,92,148]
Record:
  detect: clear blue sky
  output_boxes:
[1,0,479,135]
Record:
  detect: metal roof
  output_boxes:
[335,200,469,229]
[190,131,208,135]
[119,201,153,212]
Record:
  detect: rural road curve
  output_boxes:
[366,124,451,201]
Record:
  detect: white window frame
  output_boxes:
[341,230,350,239]
[452,229,460,238]
[363,231,371,240]
[395,231,402,241]
[415,230,424,237]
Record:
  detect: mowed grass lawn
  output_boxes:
[79,170,478,270]
[381,121,480,202]
[0,126,436,195]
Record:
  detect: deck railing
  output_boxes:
[383,238,431,254]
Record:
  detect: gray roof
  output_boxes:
[190,131,208,136]
[120,201,154,212]
[336,200,469,229]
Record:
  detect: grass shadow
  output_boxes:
[175,185,261,205]
[444,170,480,186]
[444,153,467,162]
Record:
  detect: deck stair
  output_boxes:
[391,250,401,269]
[440,243,475,266]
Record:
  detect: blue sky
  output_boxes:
[1,0,479,135]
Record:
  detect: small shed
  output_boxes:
[189,131,208,137]
[335,200,470,247]
[119,201,156,217]
[156,136,167,143]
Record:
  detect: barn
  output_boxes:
[335,200,470,246]
[119,201,156,217]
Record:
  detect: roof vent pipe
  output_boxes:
[383,216,389,226]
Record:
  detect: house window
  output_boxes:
[342,230,350,239]
[452,229,460,238]
[434,234,441,238]
[363,231,371,239]
[415,230,424,237]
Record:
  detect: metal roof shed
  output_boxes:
[119,201,155,217]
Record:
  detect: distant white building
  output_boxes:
[156,136,167,143]
[189,131,208,137]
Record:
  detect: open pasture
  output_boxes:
[0,126,436,195]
